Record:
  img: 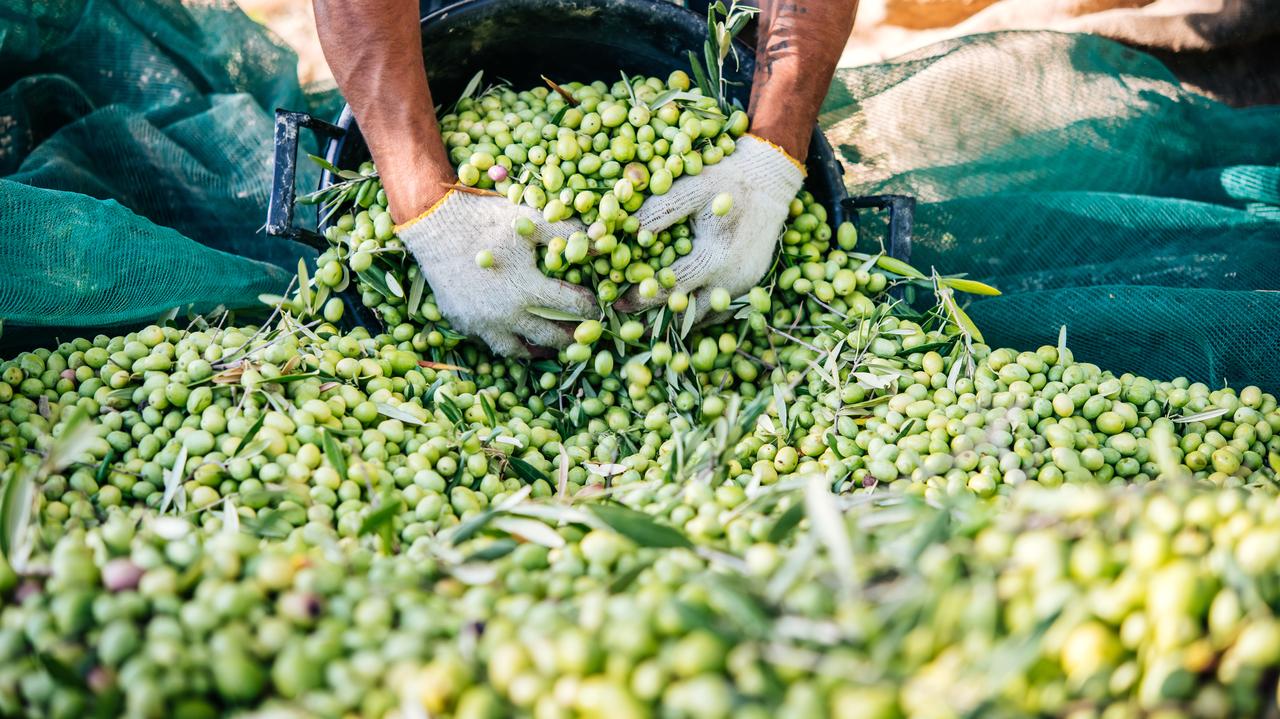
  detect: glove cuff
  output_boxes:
[744,134,807,177]
[394,188,458,235]
[728,135,806,207]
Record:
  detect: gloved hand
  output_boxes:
[620,135,805,321]
[397,189,597,356]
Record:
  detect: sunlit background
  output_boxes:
[233,0,1277,106]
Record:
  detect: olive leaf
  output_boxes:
[767,501,806,543]
[222,498,240,536]
[585,462,626,478]
[232,413,267,458]
[853,371,895,390]
[687,50,713,97]
[436,397,465,427]
[0,467,35,564]
[297,258,312,311]
[321,428,349,482]
[703,39,720,103]
[294,187,327,205]
[946,349,966,392]
[891,418,920,443]
[385,271,404,298]
[981,606,1064,696]
[508,503,594,526]
[159,445,189,515]
[306,154,343,176]
[479,393,498,427]
[855,252,881,274]
[507,457,550,485]
[941,290,985,344]
[558,361,588,392]
[941,277,1001,296]
[805,472,855,593]
[375,402,428,426]
[311,282,329,314]
[408,272,426,316]
[37,653,86,690]
[421,375,448,406]
[540,75,578,106]
[358,493,404,552]
[1149,423,1191,481]
[527,306,588,322]
[687,0,760,112]
[701,573,770,636]
[450,563,497,585]
[647,88,704,111]
[495,485,535,511]
[494,436,523,450]
[267,373,319,384]
[358,503,400,538]
[235,437,274,462]
[356,269,392,299]
[587,503,693,549]
[491,516,565,548]
[457,70,484,106]
[663,428,682,483]
[152,516,192,542]
[419,360,468,372]
[465,539,518,562]
[449,509,496,545]
[619,70,642,109]
[876,255,925,279]
[608,561,651,593]
[680,295,697,339]
[1173,407,1229,424]
[95,451,113,486]
[46,407,96,473]
[333,264,351,293]
[652,306,669,337]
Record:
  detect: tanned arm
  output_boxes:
[748,0,859,161]
[313,0,454,225]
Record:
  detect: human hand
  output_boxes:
[398,190,597,356]
[619,135,804,321]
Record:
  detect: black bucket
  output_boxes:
[267,0,913,324]
[267,0,850,244]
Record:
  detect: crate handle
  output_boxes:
[267,109,345,250]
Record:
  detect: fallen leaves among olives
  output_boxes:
[3,77,1280,719]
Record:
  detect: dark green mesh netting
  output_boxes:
[0,0,337,345]
[822,32,1280,391]
[1,2,1277,389]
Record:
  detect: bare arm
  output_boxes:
[314,0,454,224]
[748,0,858,161]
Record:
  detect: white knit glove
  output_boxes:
[621,135,805,320]
[397,190,597,357]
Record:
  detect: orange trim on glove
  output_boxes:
[394,188,456,234]
[745,133,807,176]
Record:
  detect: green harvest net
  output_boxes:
[820,32,1280,391]
[0,0,336,347]
[1,1,1277,389]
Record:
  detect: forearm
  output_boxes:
[748,0,858,161]
[314,0,454,224]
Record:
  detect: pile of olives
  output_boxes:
[3,73,1280,719]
